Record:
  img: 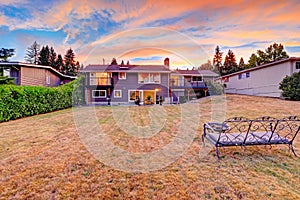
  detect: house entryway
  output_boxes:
[143,90,155,105]
[129,90,158,105]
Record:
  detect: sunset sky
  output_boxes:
[1,0,300,69]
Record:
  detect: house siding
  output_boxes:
[223,60,300,97]
[20,67,62,86]
[111,72,169,104]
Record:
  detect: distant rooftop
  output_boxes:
[219,57,300,78]
[81,64,171,73]
[0,61,76,79]
[172,69,219,77]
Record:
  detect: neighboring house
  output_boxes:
[217,57,300,97]
[170,69,219,103]
[0,62,76,86]
[81,59,171,105]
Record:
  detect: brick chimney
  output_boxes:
[164,57,170,68]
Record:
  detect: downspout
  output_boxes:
[167,72,170,104]
[84,72,89,105]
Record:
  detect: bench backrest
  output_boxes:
[216,116,300,145]
[247,116,278,145]
[217,117,251,145]
[273,116,300,143]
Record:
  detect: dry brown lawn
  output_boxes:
[0,94,300,199]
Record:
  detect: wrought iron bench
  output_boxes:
[202,116,300,159]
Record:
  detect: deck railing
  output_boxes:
[170,79,206,88]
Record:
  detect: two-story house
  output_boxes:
[81,59,171,105]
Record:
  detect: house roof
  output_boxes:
[171,69,219,77]
[0,62,76,79]
[218,57,300,79]
[81,64,171,73]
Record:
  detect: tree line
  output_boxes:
[199,43,289,76]
[25,41,82,76]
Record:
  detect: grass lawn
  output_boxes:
[0,94,300,199]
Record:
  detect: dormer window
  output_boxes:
[119,72,126,80]
[138,73,160,84]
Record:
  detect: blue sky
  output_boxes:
[1,0,300,68]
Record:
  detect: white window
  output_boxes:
[114,90,122,98]
[119,72,126,80]
[92,90,106,98]
[138,73,160,84]
[129,90,137,101]
[46,75,51,84]
[90,72,111,85]
[129,90,141,101]
[150,73,160,83]
[3,68,10,77]
[90,73,96,85]
[171,75,184,86]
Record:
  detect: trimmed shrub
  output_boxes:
[279,71,300,100]
[179,96,186,104]
[206,81,224,96]
[0,77,82,122]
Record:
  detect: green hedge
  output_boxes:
[0,77,83,122]
[279,72,300,101]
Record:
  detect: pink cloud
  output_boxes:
[3,0,300,64]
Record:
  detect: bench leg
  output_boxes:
[216,146,220,160]
[290,144,298,157]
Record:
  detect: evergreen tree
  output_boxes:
[246,43,289,68]
[55,54,64,72]
[256,49,269,65]
[238,57,245,71]
[265,43,289,62]
[223,49,237,75]
[0,76,15,84]
[49,46,57,68]
[25,41,40,64]
[245,53,258,69]
[0,49,15,83]
[64,48,76,76]
[0,48,15,62]
[213,46,223,74]
[111,58,117,65]
[38,45,50,66]
[75,61,81,74]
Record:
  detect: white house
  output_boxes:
[217,57,300,97]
